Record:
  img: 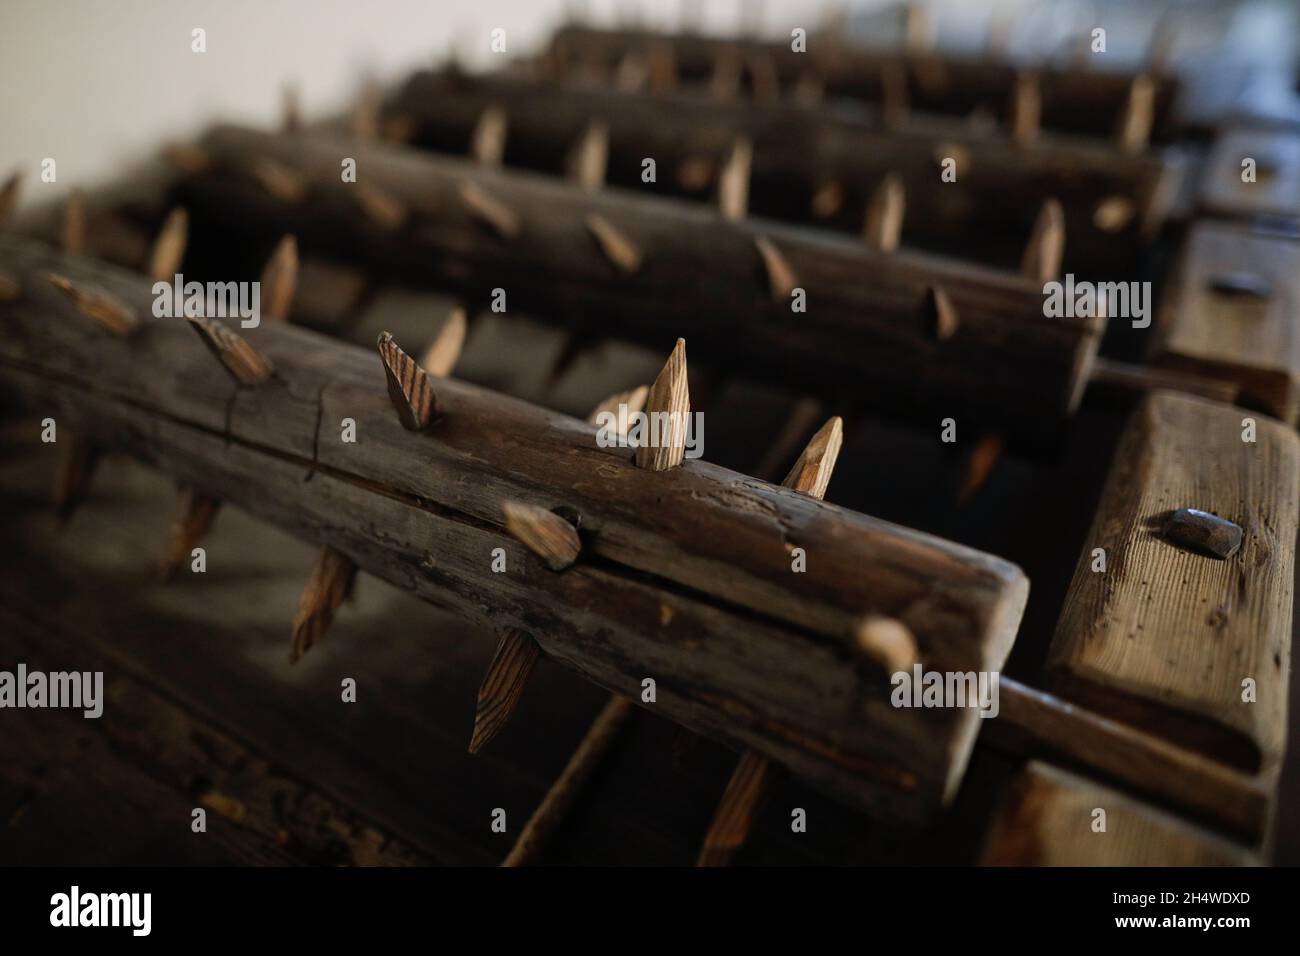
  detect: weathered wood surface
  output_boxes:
[546,25,1179,141]
[387,70,1178,271]
[981,761,1256,866]
[1199,128,1300,219]
[0,236,1029,824]
[1152,222,1300,424]
[1046,391,1298,775]
[164,125,1103,437]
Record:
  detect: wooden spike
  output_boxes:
[957,432,1005,507]
[159,489,221,580]
[62,188,86,255]
[1147,12,1176,73]
[355,183,408,230]
[161,143,211,175]
[904,0,933,52]
[0,269,20,301]
[0,170,20,226]
[1009,71,1041,147]
[470,106,508,166]
[811,179,844,218]
[614,49,649,92]
[52,438,98,522]
[587,385,649,427]
[459,182,520,238]
[350,78,381,141]
[502,500,581,571]
[634,338,690,471]
[782,417,843,499]
[147,207,189,283]
[748,53,780,103]
[258,235,298,323]
[853,615,919,674]
[566,121,609,192]
[419,307,468,378]
[186,315,275,384]
[586,213,642,273]
[717,138,752,223]
[377,331,439,430]
[282,82,302,133]
[987,5,1012,59]
[922,285,960,342]
[697,750,771,866]
[1020,198,1065,283]
[1115,73,1156,153]
[46,272,140,336]
[710,46,743,101]
[248,157,308,203]
[647,43,677,94]
[754,235,798,302]
[469,628,542,753]
[289,545,359,663]
[863,174,905,253]
[502,696,635,866]
[880,61,909,129]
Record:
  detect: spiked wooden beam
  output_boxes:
[385,70,1178,266]
[166,125,1101,438]
[545,24,1179,142]
[0,235,1028,824]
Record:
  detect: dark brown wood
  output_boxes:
[165,125,1102,438]
[0,235,1029,824]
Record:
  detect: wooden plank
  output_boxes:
[1152,221,1300,424]
[1046,391,1298,775]
[1199,128,1300,219]
[0,235,1029,824]
[981,761,1257,866]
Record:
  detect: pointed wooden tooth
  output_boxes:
[696,750,770,867]
[289,545,359,664]
[710,45,743,101]
[186,315,275,384]
[0,170,21,226]
[587,385,649,426]
[647,42,677,94]
[259,235,298,322]
[782,416,843,499]
[380,114,416,144]
[922,285,960,342]
[987,4,1012,59]
[377,331,439,430]
[1147,12,1176,73]
[811,178,844,218]
[162,143,212,175]
[62,188,86,255]
[159,489,221,580]
[350,78,381,141]
[459,182,520,238]
[748,53,780,103]
[957,433,1006,507]
[247,157,308,203]
[470,106,508,167]
[355,182,408,230]
[52,438,98,522]
[502,500,581,571]
[0,269,21,301]
[419,307,468,378]
[1020,198,1065,283]
[614,49,649,92]
[47,272,140,336]
[1115,73,1156,153]
[566,121,609,192]
[853,615,919,674]
[754,235,798,302]
[880,61,909,129]
[147,207,189,283]
[282,82,302,133]
[469,628,542,753]
[634,338,690,472]
[863,174,905,253]
[586,214,642,273]
[716,138,752,223]
[904,0,933,52]
[1009,71,1042,147]
[676,155,715,191]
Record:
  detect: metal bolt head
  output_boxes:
[1162,508,1243,559]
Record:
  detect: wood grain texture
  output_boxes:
[0,235,1029,824]
[1152,222,1300,425]
[1046,391,1299,774]
[981,761,1256,866]
[1199,128,1300,219]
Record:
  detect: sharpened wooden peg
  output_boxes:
[880,61,909,129]
[566,121,609,192]
[0,269,20,301]
[754,235,798,301]
[355,183,408,230]
[697,750,770,866]
[282,82,302,133]
[1020,198,1065,283]
[469,628,542,753]
[586,214,642,273]
[853,615,919,674]
[922,285,959,342]
[1009,71,1041,147]
[502,500,581,571]
[159,489,221,580]
[1115,73,1156,154]
[748,53,780,103]
[47,273,140,337]
[957,433,1005,506]
[588,385,649,427]
[62,188,86,255]
[147,207,189,283]
[470,106,508,166]
[647,43,678,94]
[259,235,298,322]
[710,46,743,101]
[459,182,520,238]
[289,545,359,663]
[162,143,211,175]
[863,174,905,253]
[716,138,752,223]
[783,417,843,499]
[1162,508,1244,560]
[634,338,690,471]
[0,170,20,226]
[187,315,275,384]
[377,331,439,430]
[419,307,468,378]
[350,78,381,141]
[247,157,308,203]
[52,438,98,522]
